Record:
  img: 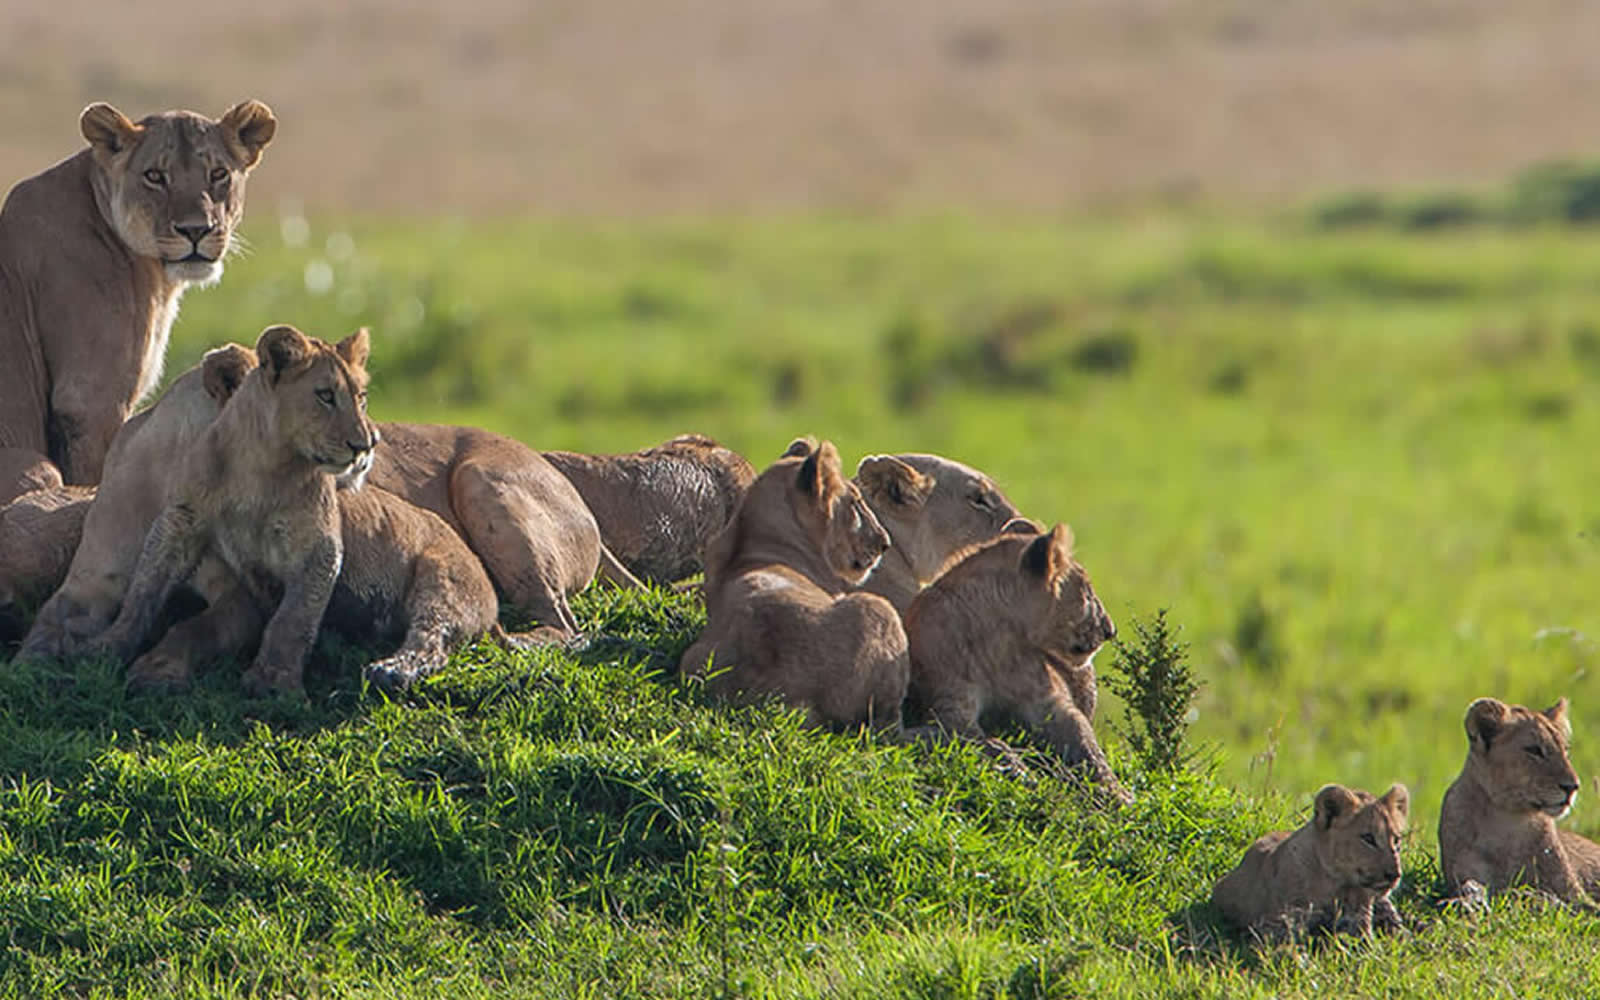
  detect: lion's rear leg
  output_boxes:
[363,543,499,692]
[0,448,63,506]
[449,460,593,637]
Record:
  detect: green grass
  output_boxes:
[6,209,1600,994]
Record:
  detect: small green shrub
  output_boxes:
[1104,609,1201,773]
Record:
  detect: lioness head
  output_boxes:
[1312,783,1409,891]
[252,325,379,483]
[80,100,276,285]
[1463,697,1580,818]
[855,453,1020,584]
[787,438,891,585]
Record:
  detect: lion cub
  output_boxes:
[1213,783,1409,942]
[1439,697,1600,905]
[904,520,1125,798]
[679,438,909,732]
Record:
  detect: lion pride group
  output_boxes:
[0,101,1595,945]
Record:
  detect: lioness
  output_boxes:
[15,344,259,658]
[89,325,382,695]
[0,485,92,641]
[679,438,908,732]
[543,434,756,583]
[1439,696,1600,905]
[1213,783,1409,942]
[852,453,1020,614]
[904,520,1126,798]
[0,100,275,504]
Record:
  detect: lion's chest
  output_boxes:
[133,284,186,405]
[212,509,327,601]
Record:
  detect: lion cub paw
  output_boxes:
[240,661,304,699]
[125,651,196,695]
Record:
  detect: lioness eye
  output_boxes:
[143,168,166,186]
[1524,745,1546,759]
[1361,832,1378,849]
[970,493,991,509]
[315,388,336,408]
[209,166,229,184]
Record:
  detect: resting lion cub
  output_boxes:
[1213,783,1409,942]
[904,520,1125,798]
[1439,697,1600,905]
[0,100,275,504]
[679,438,908,732]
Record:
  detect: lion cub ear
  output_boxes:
[1379,784,1410,826]
[336,328,371,370]
[797,440,844,498]
[856,455,935,509]
[80,103,142,157]
[1544,697,1572,740]
[1465,697,1510,752]
[1020,523,1075,581]
[256,325,312,382]
[219,99,277,170]
[201,343,259,404]
[781,437,817,460]
[1313,784,1362,831]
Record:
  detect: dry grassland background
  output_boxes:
[4,0,1600,215]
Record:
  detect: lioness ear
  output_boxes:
[797,440,844,498]
[219,99,277,170]
[1000,516,1044,536]
[1380,783,1410,825]
[202,343,258,403]
[856,455,935,509]
[80,103,141,157]
[1465,697,1509,752]
[1544,697,1572,740]
[336,328,371,370]
[1021,523,1074,581]
[781,437,817,460]
[256,325,312,382]
[1313,784,1361,831]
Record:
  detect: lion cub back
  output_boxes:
[1213,783,1408,941]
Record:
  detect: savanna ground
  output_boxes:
[6,1,1600,996]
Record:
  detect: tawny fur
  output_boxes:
[543,434,755,583]
[0,100,274,504]
[1213,783,1409,942]
[1439,697,1600,905]
[852,453,1019,614]
[904,521,1125,798]
[679,438,908,732]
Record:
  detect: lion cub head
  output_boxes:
[251,325,379,483]
[79,100,276,285]
[960,520,1116,670]
[1313,783,1409,892]
[1462,697,1580,817]
[786,438,890,585]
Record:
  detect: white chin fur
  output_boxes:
[165,259,223,286]
[334,452,374,491]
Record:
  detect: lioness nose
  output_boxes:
[1562,781,1580,797]
[174,222,213,244]
[349,438,374,455]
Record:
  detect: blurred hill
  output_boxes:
[3,0,1599,216]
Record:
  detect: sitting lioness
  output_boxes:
[904,519,1126,798]
[0,100,275,504]
[14,344,259,657]
[543,434,756,583]
[1213,783,1409,942]
[678,438,908,732]
[1439,697,1599,905]
[852,453,1020,614]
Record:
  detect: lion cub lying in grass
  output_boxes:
[679,438,909,732]
[904,519,1126,799]
[90,325,502,695]
[1213,783,1409,942]
[1439,696,1600,906]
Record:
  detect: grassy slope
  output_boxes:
[6,212,1600,995]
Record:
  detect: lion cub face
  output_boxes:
[1001,522,1116,669]
[1463,697,1580,817]
[1313,783,1409,891]
[790,440,890,585]
[80,100,276,285]
[253,325,379,482]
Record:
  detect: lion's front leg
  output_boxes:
[88,502,205,664]
[1025,694,1131,802]
[48,383,131,488]
[240,536,340,697]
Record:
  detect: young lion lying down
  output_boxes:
[1213,782,1409,942]
[679,438,909,732]
[89,325,504,695]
